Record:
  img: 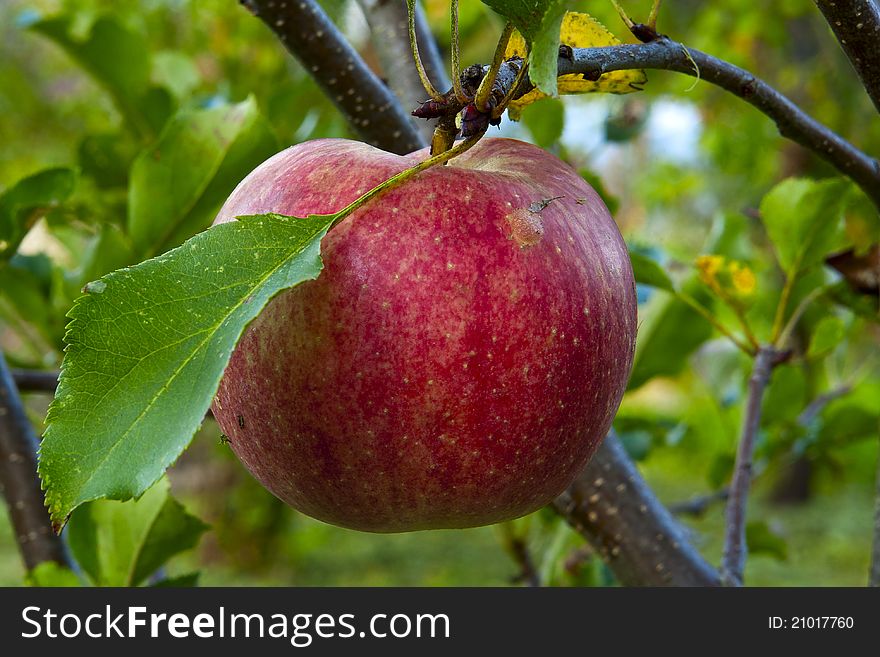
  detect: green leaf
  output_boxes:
[762,366,806,425]
[40,211,335,527]
[128,97,278,257]
[521,97,564,147]
[75,224,135,291]
[0,255,58,355]
[828,281,879,321]
[30,15,170,138]
[482,0,567,95]
[480,0,564,44]
[0,168,77,261]
[78,133,138,189]
[629,250,675,293]
[759,177,849,277]
[25,562,82,587]
[151,572,201,587]
[745,520,788,561]
[67,477,207,586]
[628,293,713,390]
[807,315,846,359]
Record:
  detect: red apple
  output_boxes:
[211,137,636,532]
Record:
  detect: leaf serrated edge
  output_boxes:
[39,214,332,529]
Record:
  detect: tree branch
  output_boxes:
[815,0,880,113]
[721,346,785,586]
[11,369,58,394]
[499,522,541,587]
[357,0,448,144]
[240,0,424,155]
[0,351,69,570]
[554,432,721,586]
[669,488,729,517]
[556,39,880,211]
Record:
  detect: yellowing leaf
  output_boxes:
[696,255,757,309]
[729,262,756,296]
[506,11,647,118]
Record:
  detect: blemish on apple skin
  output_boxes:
[505,208,544,247]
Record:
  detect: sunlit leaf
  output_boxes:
[0,168,76,261]
[67,477,207,586]
[24,562,82,587]
[760,177,849,277]
[128,96,278,257]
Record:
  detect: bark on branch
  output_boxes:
[356,0,449,144]
[0,351,68,570]
[554,432,721,586]
[240,0,424,155]
[555,39,880,211]
[720,346,786,586]
[815,0,880,113]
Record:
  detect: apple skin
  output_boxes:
[211,137,637,532]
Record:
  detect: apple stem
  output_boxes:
[450,0,469,104]
[474,22,515,113]
[405,0,445,103]
[327,130,487,231]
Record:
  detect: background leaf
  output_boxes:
[807,315,846,359]
[520,97,564,147]
[759,177,849,277]
[30,14,170,138]
[745,520,788,561]
[628,294,713,390]
[24,562,81,587]
[128,96,278,257]
[629,250,675,292]
[67,477,207,586]
[39,211,336,527]
[0,167,76,261]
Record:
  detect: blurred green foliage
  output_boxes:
[1,0,878,586]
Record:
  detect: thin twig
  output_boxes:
[499,522,541,587]
[239,0,424,155]
[815,0,880,113]
[669,488,729,517]
[11,369,58,393]
[0,351,69,570]
[797,385,853,426]
[556,39,880,211]
[451,0,467,103]
[474,22,515,112]
[405,0,444,102]
[677,292,756,356]
[721,346,784,586]
[554,431,722,586]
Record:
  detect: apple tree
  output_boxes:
[0,0,878,587]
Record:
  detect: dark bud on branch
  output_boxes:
[630,23,663,43]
